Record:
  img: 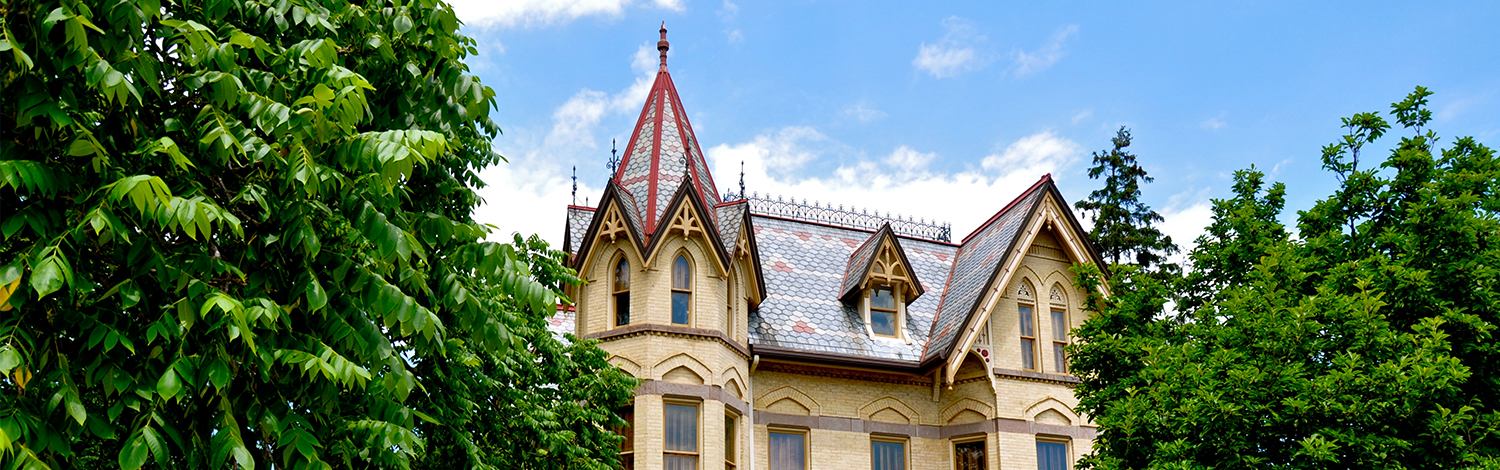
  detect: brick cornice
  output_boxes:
[754,410,1097,440]
[755,361,931,386]
[583,324,750,358]
[991,367,1081,386]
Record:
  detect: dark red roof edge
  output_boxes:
[960,174,1052,245]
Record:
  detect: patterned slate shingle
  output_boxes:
[839,227,888,300]
[922,185,1046,362]
[566,206,595,255]
[715,202,747,253]
[547,308,576,338]
[748,216,958,362]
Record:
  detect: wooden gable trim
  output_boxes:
[642,176,731,276]
[943,191,1106,384]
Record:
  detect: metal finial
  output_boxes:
[571,166,577,206]
[739,160,745,198]
[657,22,670,71]
[607,138,620,178]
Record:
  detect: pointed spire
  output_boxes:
[739,160,746,199]
[657,22,670,71]
[571,165,578,206]
[612,25,720,235]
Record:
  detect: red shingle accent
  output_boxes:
[773,261,794,272]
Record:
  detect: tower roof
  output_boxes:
[613,24,721,236]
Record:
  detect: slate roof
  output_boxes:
[748,215,959,362]
[715,201,748,254]
[564,206,595,255]
[921,178,1049,362]
[612,37,719,236]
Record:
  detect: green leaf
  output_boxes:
[120,429,151,470]
[68,138,97,156]
[157,367,182,399]
[394,15,413,34]
[0,345,20,376]
[30,252,69,299]
[66,390,87,425]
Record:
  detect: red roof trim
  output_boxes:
[566,205,597,211]
[614,72,657,183]
[959,174,1052,244]
[646,74,666,235]
[665,75,719,200]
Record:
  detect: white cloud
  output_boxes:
[448,0,683,28]
[1013,25,1078,77]
[726,30,744,44]
[1200,116,1226,130]
[1071,109,1093,124]
[843,100,888,123]
[709,128,1084,237]
[913,17,986,79]
[1437,94,1487,122]
[717,0,738,20]
[472,45,659,242]
[914,44,978,79]
[1159,200,1213,266]
[981,131,1082,173]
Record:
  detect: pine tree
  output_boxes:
[1074,127,1179,270]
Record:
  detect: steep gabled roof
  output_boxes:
[922,175,1052,363]
[838,224,926,304]
[613,25,720,237]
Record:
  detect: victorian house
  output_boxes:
[555,26,1108,470]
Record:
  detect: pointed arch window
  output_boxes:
[672,254,692,325]
[614,258,631,327]
[870,286,898,337]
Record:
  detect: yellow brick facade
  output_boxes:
[572,194,1100,470]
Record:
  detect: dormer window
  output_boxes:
[614,257,631,327]
[840,224,925,343]
[672,254,693,325]
[870,286,898,337]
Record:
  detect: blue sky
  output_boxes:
[456,0,1500,258]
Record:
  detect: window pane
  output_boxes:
[1037,441,1068,470]
[724,415,737,465]
[665,454,698,470]
[617,407,635,452]
[665,404,698,452]
[954,441,985,470]
[1051,310,1067,341]
[769,432,805,470]
[614,259,630,291]
[671,292,692,324]
[673,255,692,290]
[871,310,896,337]
[871,440,905,470]
[1019,305,1034,337]
[1021,338,1036,370]
[872,288,896,311]
[1054,343,1067,373]
[616,293,631,326]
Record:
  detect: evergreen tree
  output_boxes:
[1075,127,1179,270]
[1071,88,1500,469]
[0,0,634,468]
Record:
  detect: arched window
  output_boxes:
[870,286,898,338]
[613,257,631,327]
[671,254,692,325]
[1050,283,1070,374]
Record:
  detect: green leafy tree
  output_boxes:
[412,235,637,470]
[1075,126,1179,270]
[1071,88,1500,469]
[0,0,631,469]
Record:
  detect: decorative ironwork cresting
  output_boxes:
[722,191,952,242]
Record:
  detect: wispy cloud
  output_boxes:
[1071,109,1093,124]
[718,0,744,43]
[913,17,987,79]
[1200,115,1227,130]
[708,128,1084,236]
[472,45,659,241]
[1437,94,1488,122]
[1012,25,1078,77]
[842,100,888,123]
[447,0,682,28]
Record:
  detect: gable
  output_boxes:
[940,186,1108,384]
[839,225,925,304]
